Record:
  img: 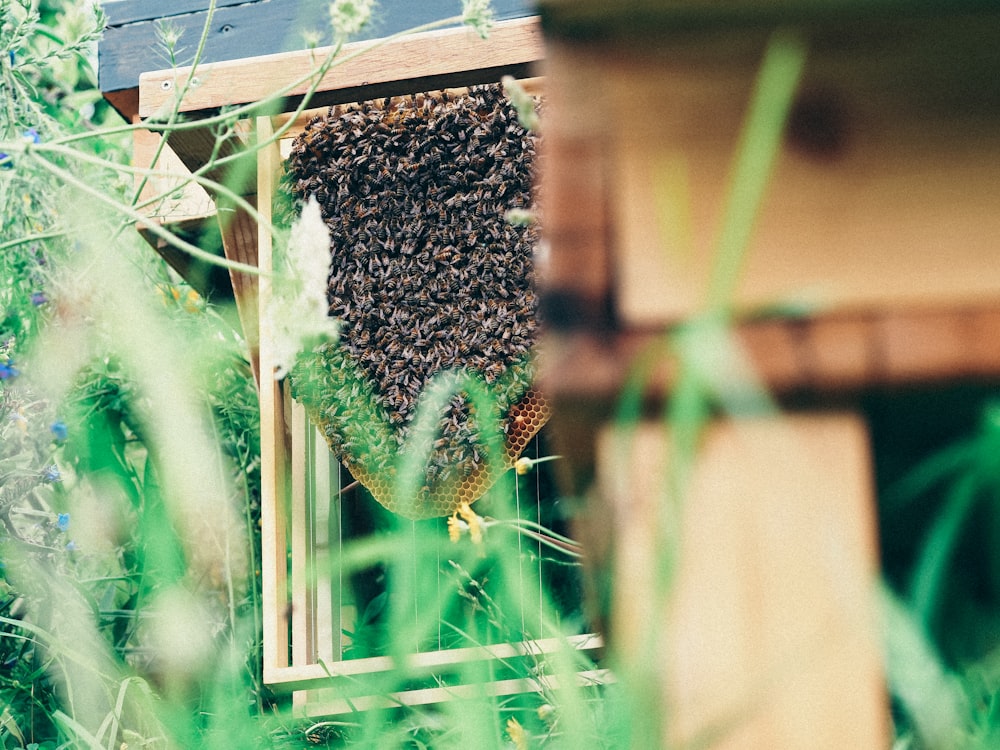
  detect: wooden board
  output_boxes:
[257,115,291,684]
[138,16,543,118]
[100,0,533,103]
[540,303,1000,408]
[538,15,1000,327]
[598,415,887,748]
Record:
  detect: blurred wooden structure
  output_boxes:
[538,0,1000,747]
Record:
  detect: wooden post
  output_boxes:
[599,416,887,747]
[256,114,291,685]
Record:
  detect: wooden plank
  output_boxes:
[131,127,215,222]
[258,114,292,683]
[299,668,612,717]
[597,17,1000,325]
[290,399,318,667]
[101,0,533,95]
[165,124,255,192]
[598,416,886,748]
[102,0,252,26]
[535,39,614,329]
[266,634,604,693]
[138,16,543,117]
[540,304,1000,407]
[217,198,260,382]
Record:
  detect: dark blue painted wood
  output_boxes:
[99,0,534,94]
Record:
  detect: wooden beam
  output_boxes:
[300,669,612,716]
[258,114,291,684]
[101,0,534,96]
[540,304,1000,409]
[138,16,543,118]
[266,633,604,694]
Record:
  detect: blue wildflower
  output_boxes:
[57,513,70,532]
[31,292,47,306]
[65,540,78,552]
[7,51,13,66]
[50,420,68,441]
[0,359,19,380]
[42,465,61,483]
[0,152,10,170]
[22,128,39,144]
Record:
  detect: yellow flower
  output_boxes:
[181,288,202,313]
[457,502,483,545]
[506,717,528,750]
[447,513,463,543]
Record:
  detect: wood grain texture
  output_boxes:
[599,416,886,749]
[132,127,215,222]
[138,16,543,117]
[217,198,260,382]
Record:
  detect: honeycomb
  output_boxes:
[282,84,548,519]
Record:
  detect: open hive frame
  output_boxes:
[132,17,605,716]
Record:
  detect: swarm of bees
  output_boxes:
[281,83,548,519]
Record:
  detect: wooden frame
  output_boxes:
[126,15,609,715]
[99,0,535,114]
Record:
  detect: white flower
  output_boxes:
[462,0,494,39]
[330,0,375,41]
[263,196,339,379]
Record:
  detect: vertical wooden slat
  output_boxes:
[536,39,614,328]
[258,115,291,681]
[599,415,887,749]
[290,400,317,667]
[218,198,261,383]
[311,424,340,663]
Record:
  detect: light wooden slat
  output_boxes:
[310,423,339,665]
[131,127,216,222]
[599,416,887,749]
[267,633,604,693]
[139,16,543,118]
[300,668,613,717]
[290,399,317,667]
[258,114,291,683]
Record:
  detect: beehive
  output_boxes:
[121,14,607,716]
[281,84,549,518]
